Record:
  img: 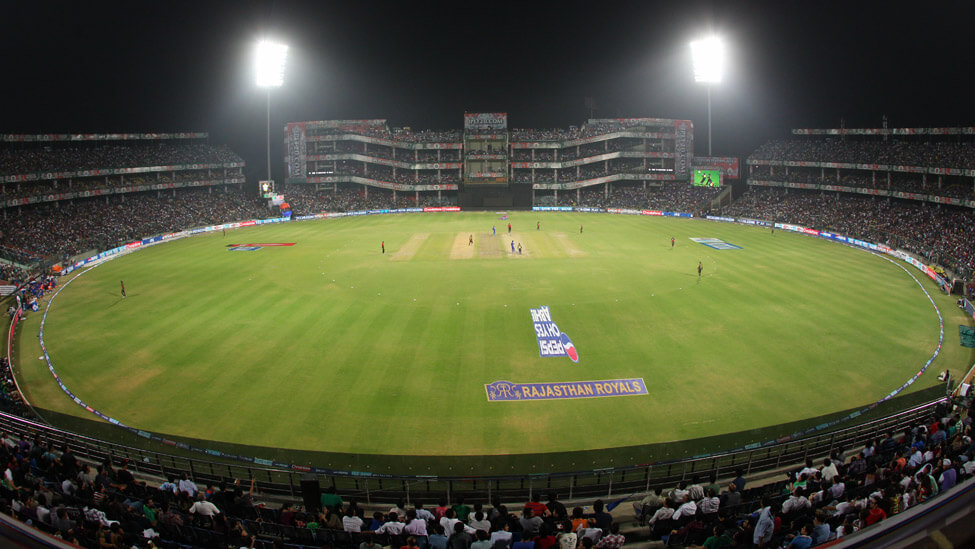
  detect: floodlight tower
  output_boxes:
[255,40,288,184]
[690,36,725,156]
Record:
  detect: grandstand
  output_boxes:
[283,116,737,211]
[737,126,975,281]
[0,133,250,269]
[0,126,973,549]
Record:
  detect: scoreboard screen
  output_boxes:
[693,169,720,187]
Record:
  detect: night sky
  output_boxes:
[3,1,974,184]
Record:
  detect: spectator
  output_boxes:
[343,507,365,532]
[671,493,698,522]
[594,523,625,549]
[448,520,473,549]
[589,500,613,531]
[177,473,198,498]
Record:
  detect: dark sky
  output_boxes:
[3,1,974,183]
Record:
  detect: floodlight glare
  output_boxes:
[255,40,288,88]
[691,36,725,84]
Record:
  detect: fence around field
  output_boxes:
[0,395,946,506]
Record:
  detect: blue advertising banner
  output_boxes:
[485,379,648,401]
[737,218,772,227]
[530,306,579,362]
[690,238,742,250]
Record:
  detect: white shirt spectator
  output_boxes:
[343,515,364,533]
[577,528,603,543]
[782,494,811,514]
[376,521,405,535]
[901,490,916,511]
[404,518,428,537]
[964,460,975,476]
[178,478,199,497]
[490,530,512,547]
[469,518,491,532]
[189,500,220,517]
[441,517,476,536]
[669,488,688,503]
[671,500,698,521]
[830,481,845,499]
[831,500,853,517]
[821,462,839,481]
[648,506,674,526]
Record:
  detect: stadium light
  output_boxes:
[255,40,288,183]
[255,40,288,88]
[690,36,725,156]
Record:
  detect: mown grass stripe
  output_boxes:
[17,212,964,458]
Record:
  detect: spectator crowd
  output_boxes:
[0,396,968,548]
[0,142,242,177]
[748,166,975,201]
[634,401,975,546]
[285,185,455,214]
[0,189,267,261]
[1,169,244,203]
[537,183,721,215]
[750,137,975,171]
[724,187,975,279]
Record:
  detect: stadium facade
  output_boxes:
[283,115,739,209]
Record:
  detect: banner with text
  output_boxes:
[285,122,308,183]
[530,306,579,362]
[673,120,693,178]
[464,112,508,131]
[485,379,648,401]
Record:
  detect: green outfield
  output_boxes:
[14,212,968,470]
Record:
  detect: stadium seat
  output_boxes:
[295,526,318,545]
[650,518,674,540]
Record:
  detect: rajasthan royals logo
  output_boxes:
[530,306,579,363]
[486,381,522,401]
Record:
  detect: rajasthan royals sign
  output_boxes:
[530,306,579,362]
[486,379,648,402]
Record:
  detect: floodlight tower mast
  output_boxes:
[691,36,725,156]
[255,40,288,183]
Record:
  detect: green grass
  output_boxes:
[14,212,968,464]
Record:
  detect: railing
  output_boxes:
[0,394,944,506]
